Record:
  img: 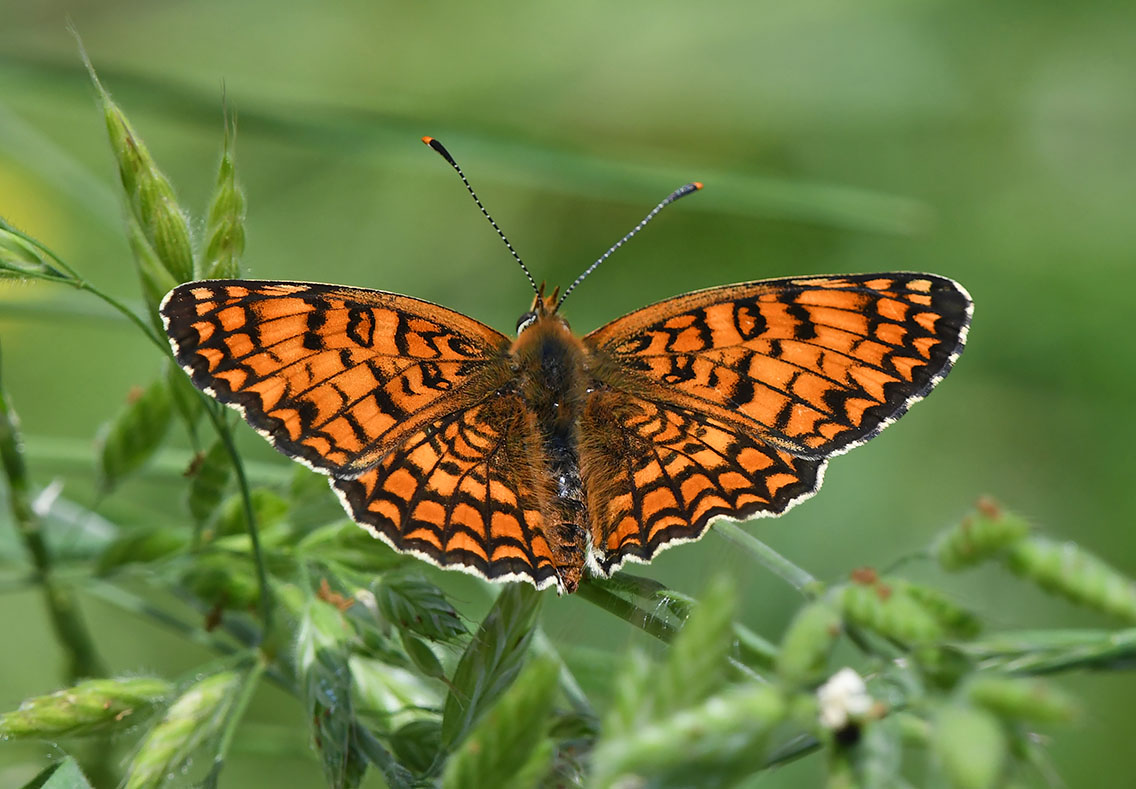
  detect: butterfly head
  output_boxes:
[515,282,566,335]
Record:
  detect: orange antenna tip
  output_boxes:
[693,182,703,190]
[421,136,434,144]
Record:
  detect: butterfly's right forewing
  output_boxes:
[161,281,514,476]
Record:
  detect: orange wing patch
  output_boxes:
[161,281,513,475]
[578,391,823,574]
[332,395,578,590]
[585,273,971,459]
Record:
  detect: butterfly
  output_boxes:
[161,138,972,594]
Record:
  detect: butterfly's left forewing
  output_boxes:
[161,281,514,476]
[585,273,972,459]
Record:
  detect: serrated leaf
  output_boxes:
[441,658,559,789]
[96,528,188,575]
[95,376,173,492]
[441,583,542,751]
[21,756,94,789]
[187,439,232,527]
[377,575,466,641]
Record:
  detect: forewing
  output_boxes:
[579,390,823,575]
[332,394,568,591]
[585,273,972,458]
[161,280,512,475]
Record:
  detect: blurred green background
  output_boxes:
[2,1,1135,786]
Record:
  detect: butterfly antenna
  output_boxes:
[557,181,702,310]
[422,137,539,296]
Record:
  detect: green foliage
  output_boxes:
[2,55,1135,789]
[187,439,232,527]
[20,756,94,789]
[933,704,1006,789]
[441,658,559,789]
[440,583,542,752]
[0,677,171,739]
[200,115,246,280]
[122,670,243,789]
[94,375,173,493]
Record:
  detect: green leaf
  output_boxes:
[20,756,94,789]
[187,439,232,527]
[180,551,261,610]
[400,631,447,681]
[894,580,982,639]
[123,670,243,789]
[441,583,543,751]
[933,704,1006,789]
[857,716,904,789]
[294,519,408,574]
[934,500,1030,570]
[212,486,289,539]
[0,225,63,281]
[965,675,1079,724]
[165,360,203,439]
[591,683,786,789]
[95,375,173,493]
[838,577,944,646]
[0,677,171,739]
[96,527,188,575]
[1004,535,1136,622]
[652,573,737,717]
[388,719,442,775]
[200,116,246,279]
[126,220,178,331]
[776,600,843,685]
[377,575,466,641]
[83,54,194,286]
[601,648,653,742]
[297,597,368,789]
[441,658,559,789]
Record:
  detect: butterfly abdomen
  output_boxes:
[509,315,592,590]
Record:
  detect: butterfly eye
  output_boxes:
[515,311,538,334]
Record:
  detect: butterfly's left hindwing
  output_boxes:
[161,281,513,476]
[578,391,823,574]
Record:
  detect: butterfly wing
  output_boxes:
[584,273,972,459]
[578,390,823,574]
[332,393,576,591]
[161,281,514,476]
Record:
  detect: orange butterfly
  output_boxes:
[162,139,971,594]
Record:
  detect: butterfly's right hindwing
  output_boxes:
[332,394,573,591]
[161,280,513,475]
